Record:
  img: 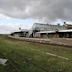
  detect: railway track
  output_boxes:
[8,35,72,48]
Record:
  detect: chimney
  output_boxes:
[19,27,21,30]
[64,22,66,25]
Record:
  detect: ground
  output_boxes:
[0,36,72,72]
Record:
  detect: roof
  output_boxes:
[20,29,29,32]
[36,31,56,34]
[59,29,72,32]
[36,29,72,34]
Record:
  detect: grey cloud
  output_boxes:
[0,0,72,21]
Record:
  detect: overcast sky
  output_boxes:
[0,0,72,34]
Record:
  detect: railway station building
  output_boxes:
[11,22,72,38]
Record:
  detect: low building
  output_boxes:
[11,29,29,37]
[35,29,72,38]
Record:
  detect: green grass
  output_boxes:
[0,36,72,72]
